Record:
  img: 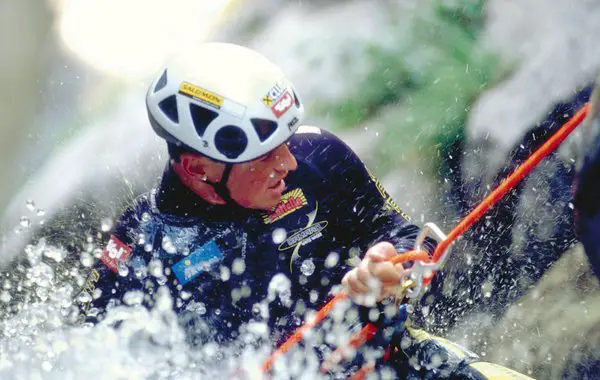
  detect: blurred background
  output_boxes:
[1,0,600,378]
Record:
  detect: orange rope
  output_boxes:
[260,291,348,372]
[261,103,589,374]
[261,250,429,373]
[432,103,589,264]
[320,323,379,373]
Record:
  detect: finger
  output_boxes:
[356,260,372,287]
[366,242,397,262]
[368,261,404,284]
[346,270,370,294]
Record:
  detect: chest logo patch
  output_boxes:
[281,203,327,272]
[278,221,328,251]
[262,188,308,224]
[171,240,223,286]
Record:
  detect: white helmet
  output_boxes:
[146,43,305,163]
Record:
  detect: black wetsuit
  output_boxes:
[82,127,427,341]
[79,126,531,379]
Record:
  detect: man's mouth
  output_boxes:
[268,178,286,192]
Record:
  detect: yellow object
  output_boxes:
[179,82,224,109]
[469,362,535,380]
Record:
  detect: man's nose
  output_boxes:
[273,144,298,173]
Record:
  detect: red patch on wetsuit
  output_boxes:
[100,235,132,273]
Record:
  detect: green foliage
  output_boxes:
[436,0,487,38]
[313,46,421,127]
[315,0,500,177]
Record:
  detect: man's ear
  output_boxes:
[179,153,207,179]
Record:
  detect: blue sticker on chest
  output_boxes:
[171,240,223,285]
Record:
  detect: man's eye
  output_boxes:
[260,151,276,161]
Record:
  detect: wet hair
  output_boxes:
[167,142,195,163]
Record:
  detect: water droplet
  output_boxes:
[141,212,151,222]
[430,354,443,369]
[42,361,52,372]
[180,291,191,300]
[481,281,493,298]
[325,252,339,268]
[300,258,315,276]
[123,290,144,305]
[0,291,12,303]
[241,285,251,298]
[267,274,292,306]
[220,266,231,281]
[148,260,163,277]
[44,248,66,262]
[36,209,45,216]
[80,252,93,267]
[31,262,54,288]
[368,308,379,322]
[100,218,113,232]
[117,262,129,277]
[131,257,147,279]
[187,301,206,315]
[20,216,31,228]
[77,292,92,304]
[161,236,177,254]
[231,288,241,302]
[214,309,221,316]
[272,228,287,244]
[568,202,574,210]
[25,200,35,211]
[232,258,245,275]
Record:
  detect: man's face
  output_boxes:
[226,143,298,210]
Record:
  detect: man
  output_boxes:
[79,43,531,378]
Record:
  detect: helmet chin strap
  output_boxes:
[203,163,243,208]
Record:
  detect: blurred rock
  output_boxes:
[0,1,54,218]
[424,0,600,338]
[213,0,418,104]
[0,95,165,265]
[464,0,600,188]
[464,245,600,379]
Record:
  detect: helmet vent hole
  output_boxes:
[215,125,248,159]
[154,69,168,93]
[190,103,218,137]
[251,118,278,142]
[159,95,179,123]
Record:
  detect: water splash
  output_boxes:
[25,200,36,211]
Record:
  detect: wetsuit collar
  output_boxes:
[155,164,257,222]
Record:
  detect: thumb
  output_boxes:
[366,242,397,263]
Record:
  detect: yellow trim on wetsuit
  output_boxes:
[469,362,535,380]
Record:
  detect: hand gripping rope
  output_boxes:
[261,104,590,375]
